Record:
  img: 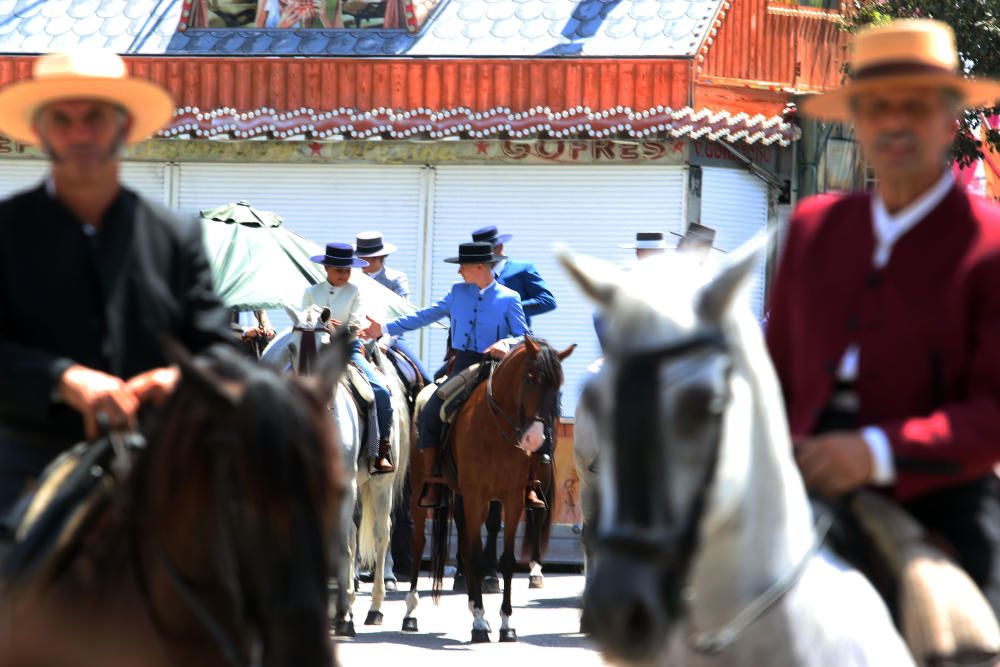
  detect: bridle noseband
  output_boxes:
[485,347,559,451]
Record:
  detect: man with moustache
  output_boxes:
[767,20,1000,614]
[0,51,231,512]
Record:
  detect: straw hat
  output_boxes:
[801,19,1000,122]
[0,50,175,146]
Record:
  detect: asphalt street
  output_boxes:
[334,573,608,665]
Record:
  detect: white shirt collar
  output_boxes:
[871,170,954,268]
[368,267,385,280]
[479,280,496,295]
[494,257,508,277]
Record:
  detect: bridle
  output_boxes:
[593,327,833,656]
[595,329,730,563]
[485,346,559,452]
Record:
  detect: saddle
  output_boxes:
[0,433,142,592]
[436,362,490,424]
[849,490,1000,666]
[341,362,379,462]
[382,343,424,402]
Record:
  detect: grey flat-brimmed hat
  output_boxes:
[354,231,398,258]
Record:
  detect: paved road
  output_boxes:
[334,573,608,665]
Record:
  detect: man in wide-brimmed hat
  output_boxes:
[471,225,556,328]
[767,19,1000,616]
[0,51,230,511]
[360,242,537,509]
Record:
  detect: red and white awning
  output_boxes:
[162,105,797,146]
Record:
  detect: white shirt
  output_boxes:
[301,280,364,333]
[493,257,508,279]
[844,170,955,485]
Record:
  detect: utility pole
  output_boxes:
[792,93,821,205]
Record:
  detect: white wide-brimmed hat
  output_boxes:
[801,19,1000,122]
[354,231,399,258]
[0,50,174,146]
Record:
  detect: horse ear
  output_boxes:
[308,330,350,401]
[524,336,541,356]
[160,337,240,406]
[696,234,766,323]
[558,343,577,361]
[556,245,620,309]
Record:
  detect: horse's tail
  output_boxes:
[392,399,411,504]
[521,454,555,562]
[356,478,388,570]
[429,488,453,600]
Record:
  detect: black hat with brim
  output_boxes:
[444,242,500,265]
[311,242,370,268]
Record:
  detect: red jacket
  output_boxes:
[766,186,1000,501]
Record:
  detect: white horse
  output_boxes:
[261,321,410,635]
[559,242,914,666]
[573,358,601,592]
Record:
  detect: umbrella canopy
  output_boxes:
[200,201,324,311]
[199,201,424,322]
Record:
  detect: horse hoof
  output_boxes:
[364,611,384,626]
[453,574,467,592]
[333,620,356,637]
[499,628,518,643]
[471,629,491,643]
[385,578,398,592]
[528,575,544,589]
[402,617,419,633]
[482,576,501,594]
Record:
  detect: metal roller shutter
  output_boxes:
[699,167,770,316]
[429,165,688,416]
[175,162,425,330]
[0,160,169,204]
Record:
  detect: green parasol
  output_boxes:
[200,200,324,311]
[200,200,427,322]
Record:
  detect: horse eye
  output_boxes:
[675,384,721,436]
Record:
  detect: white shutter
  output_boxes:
[429,165,687,416]
[699,167,770,316]
[175,162,424,330]
[0,160,168,204]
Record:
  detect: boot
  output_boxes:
[526,481,547,510]
[370,439,394,475]
[418,447,446,509]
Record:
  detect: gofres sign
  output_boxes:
[0,135,783,170]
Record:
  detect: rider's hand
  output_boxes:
[125,366,180,409]
[483,340,511,359]
[794,431,874,499]
[57,365,139,439]
[360,315,384,340]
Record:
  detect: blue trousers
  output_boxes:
[387,337,432,384]
[352,340,393,442]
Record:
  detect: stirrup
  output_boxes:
[418,479,446,509]
[525,481,547,511]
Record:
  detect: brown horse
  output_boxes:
[0,340,347,667]
[401,337,574,643]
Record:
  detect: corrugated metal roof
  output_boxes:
[0,55,695,115]
[0,0,725,57]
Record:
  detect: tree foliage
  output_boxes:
[848,0,1000,165]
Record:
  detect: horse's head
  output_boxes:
[131,337,348,667]
[561,241,764,663]
[489,337,575,452]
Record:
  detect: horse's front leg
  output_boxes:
[332,518,357,637]
[402,478,425,632]
[483,500,503,594]
[499,498,521,642]
[462,501,491,643]
[364,482,392,626]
